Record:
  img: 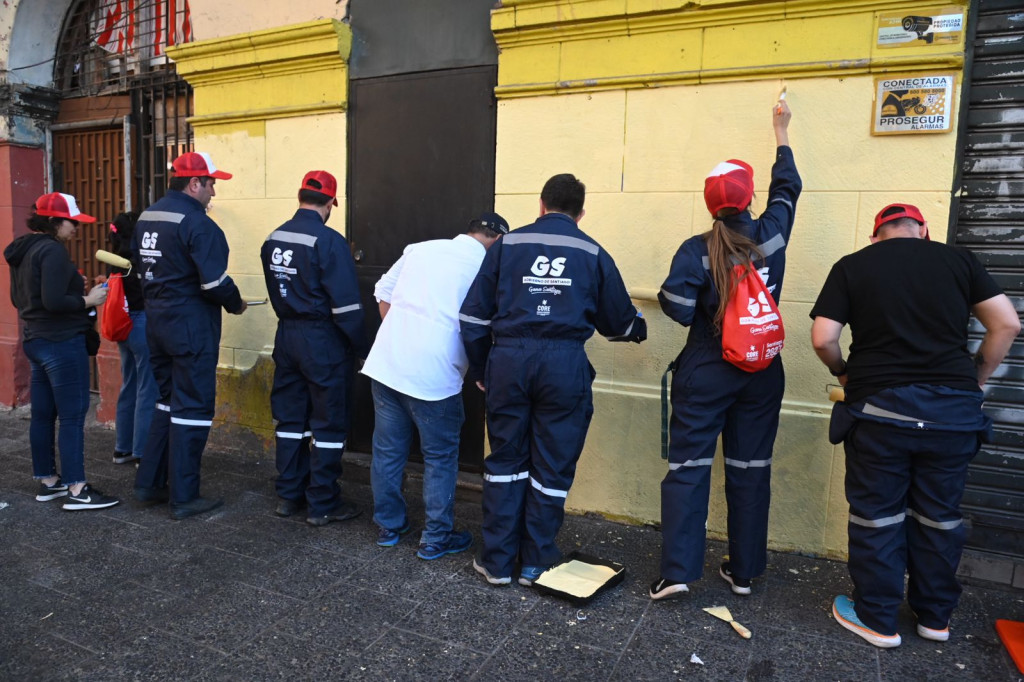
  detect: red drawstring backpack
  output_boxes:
[721,264,784,372]
[100,273,133,342]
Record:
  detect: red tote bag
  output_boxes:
[100,273,133,342]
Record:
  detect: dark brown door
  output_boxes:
[347,65,498,471]
[52,126,125,283]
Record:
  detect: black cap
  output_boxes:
[472,211,510,235]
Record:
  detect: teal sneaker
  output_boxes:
[832,595,901,648]
[518,565,549,587]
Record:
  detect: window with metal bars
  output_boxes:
[53,0,194,210]
[55,0,193,97]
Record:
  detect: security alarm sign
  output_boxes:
[877,7,964,48]
[872,74,955,135]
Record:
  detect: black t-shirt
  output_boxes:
[810,238,1003,403]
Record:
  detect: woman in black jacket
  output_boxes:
[4,192,119,510]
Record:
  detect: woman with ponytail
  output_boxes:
[107,211,156,466]
[651,100,799,600]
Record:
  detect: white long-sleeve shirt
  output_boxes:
[361,234,486,401]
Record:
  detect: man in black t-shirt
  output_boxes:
[810,203,1019,649]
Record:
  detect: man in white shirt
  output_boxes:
[362,212,509,559]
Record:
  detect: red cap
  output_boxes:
[300,170,339,206]
[873,203,928,239]
[704,159,754,217]
[34,192,96,222]
[172,152,232,180]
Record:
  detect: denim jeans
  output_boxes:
[115,311,158,455]
[370,379,464,545]
[22,334,91,485]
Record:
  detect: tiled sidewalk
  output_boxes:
[1,408,1021,681]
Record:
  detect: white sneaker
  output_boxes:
[916,623,950,642]
[473,558,511,585]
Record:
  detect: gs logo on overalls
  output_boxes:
[140,231,162,258]
[271,248,293,266]
[268,247,298,276]
[523,256,572,286]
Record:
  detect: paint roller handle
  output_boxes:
[730,620,752,639]
[95,249,132,271]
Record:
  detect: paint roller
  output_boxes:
[95,249,132,272]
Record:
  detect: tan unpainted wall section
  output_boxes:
[189,0,348,40]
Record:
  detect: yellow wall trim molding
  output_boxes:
[495,54,965,98]
[493,0,968,97]
[187,101,347,127]
[167,19,351,127]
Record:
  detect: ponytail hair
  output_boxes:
[108,211,140,259]
[704,211,764,332]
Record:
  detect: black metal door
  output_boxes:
[347,66,498,470]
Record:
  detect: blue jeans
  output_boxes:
[115,311,158,455]
[22,335,91,485]
[370,380,464,545]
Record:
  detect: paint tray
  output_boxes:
[531,551,625,605]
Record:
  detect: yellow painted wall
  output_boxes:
[165,19,351,372]
[167,0,970,560]
[492,0,968,558]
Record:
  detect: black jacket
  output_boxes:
[4,233,91,342]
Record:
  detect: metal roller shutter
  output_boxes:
[952,0,1024,564]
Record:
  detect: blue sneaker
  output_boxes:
[518,565,549,587]
[832,595,901,648]
[416,530,473,560]
[377,523,411,547]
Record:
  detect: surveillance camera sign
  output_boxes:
[872,74,955,135]
[877,7,964,48]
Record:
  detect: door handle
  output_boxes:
[353,248,364,262]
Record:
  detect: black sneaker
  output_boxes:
[306,501,361,527]
[719,562,752,595]
[134,486,169,505]
[62,484,120,511]
[112,451,140,465]
[170,497,223,520]
[36,479,69,501]
[650,577,689,600]
[275,498,307,518]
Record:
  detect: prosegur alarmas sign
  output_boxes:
[877,7,965,48]
[872,74,955,135]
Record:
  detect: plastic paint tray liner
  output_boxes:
[532,551,626,605]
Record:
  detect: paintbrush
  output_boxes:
[703,605,752,639]
[776,85,787,114]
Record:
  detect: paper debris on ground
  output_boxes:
[690,653,704,665]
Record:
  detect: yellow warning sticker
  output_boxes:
[877,7,965,48]
[872,74,956,135]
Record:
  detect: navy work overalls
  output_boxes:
[657,146,801,584]
[833,386,990,635]
[261,208,367,516]
[460,212,646,578]
[133,191,244,505]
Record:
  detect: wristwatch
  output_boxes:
[829,360,848,377]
